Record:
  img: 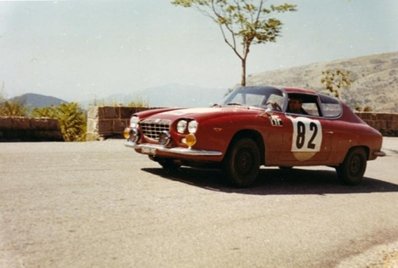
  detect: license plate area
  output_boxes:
[141,147,157,155]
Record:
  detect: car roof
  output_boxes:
[282,87,317,95]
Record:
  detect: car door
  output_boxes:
[277,94,333,165]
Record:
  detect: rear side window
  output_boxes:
[320,95,342,118]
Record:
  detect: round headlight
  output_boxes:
[177,120,187,134]
[130,116,139,128]
[188,120,198,134]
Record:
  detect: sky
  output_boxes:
[0,0,397,101]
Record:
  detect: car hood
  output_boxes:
[141,106,262,122]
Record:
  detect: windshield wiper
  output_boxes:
[227,102,242,106]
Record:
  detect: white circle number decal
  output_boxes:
[290,117,322,152]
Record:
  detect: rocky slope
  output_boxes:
[247,51,398,112]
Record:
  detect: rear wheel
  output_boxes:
[223,138,260,187]
[336,147,367,185]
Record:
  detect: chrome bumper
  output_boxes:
[124,141,222,156]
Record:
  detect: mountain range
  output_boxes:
[5,51,398,112]
[8,93,67,109]
[247,51,398,113]
[104,84,228,108]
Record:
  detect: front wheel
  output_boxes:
[336,148,367,185]
[223,138,260,187]
[149,156,181,171]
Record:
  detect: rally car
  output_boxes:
[124,86,384,187]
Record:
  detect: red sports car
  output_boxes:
[124,86,384,187]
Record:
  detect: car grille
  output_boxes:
[139,119,171,140]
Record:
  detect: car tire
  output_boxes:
[279,166,293,170]
[149,156,181,171]
[336,147,367,185]
[223,138,260,187]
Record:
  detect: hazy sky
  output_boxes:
[0,0,397,101]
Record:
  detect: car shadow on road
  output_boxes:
[142,167,398,195]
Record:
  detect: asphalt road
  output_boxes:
[0,138,397,268]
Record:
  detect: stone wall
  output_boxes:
[86,106,398,140]
[86,106,151,140]
[0,117,63,141]
[356,112,398,137]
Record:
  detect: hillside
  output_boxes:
[247,51,398,113]
[106,84,228,108]
[10,93,67,109]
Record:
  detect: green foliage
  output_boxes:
[56,103,86,142]
[31,106,58,118]
[0,100,27,116]
[321,69,352,99]
[355,105,373,112]
[32,103,87,142]
[171,0,296,86]
[127,97,149,108]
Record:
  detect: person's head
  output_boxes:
[288,97,303,113]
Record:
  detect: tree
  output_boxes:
[0,101,27,116]
[32,103,87,142]
[321,69,352,99]
[55,103,87,142]
[171,0,296,86]
[31,106,58,118]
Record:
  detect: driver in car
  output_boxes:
[286,97,308,115]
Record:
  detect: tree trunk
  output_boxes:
[241,58,246,86]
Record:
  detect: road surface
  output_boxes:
[0,138,397,267]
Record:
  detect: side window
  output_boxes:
[286,94,321,117]
[320,95,342,118]
[302,103,320,116]
[265,93,284,110]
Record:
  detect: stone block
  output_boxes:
[113,119,128,133]
[31,118,60,130]
[86,132,100,141]
[356,113,371,120]
[11,117,30,129]
[86,119,98,133]
[97,119,114,135]
[0,117,12,129]
[87,107,99,119]
[391,120,398,130]
[101,107,119,119]
[120,107,136,119]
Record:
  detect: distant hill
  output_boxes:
[105,84,229,108]
[247,51,398,113]
[10,93,68,109]
[106,52,398,111]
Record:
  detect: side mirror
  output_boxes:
[258,108,272,118]
[265,107,273,114]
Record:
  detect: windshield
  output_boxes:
[222,86,284,108]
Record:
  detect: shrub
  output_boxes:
[0,101,27,116]
[32,103,87,142]
[127,97,149,108]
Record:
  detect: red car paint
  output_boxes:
[125,86,384,187]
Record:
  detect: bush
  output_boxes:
[127,97,149,108]
[32,103,86,142]
[0,101,27,116]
